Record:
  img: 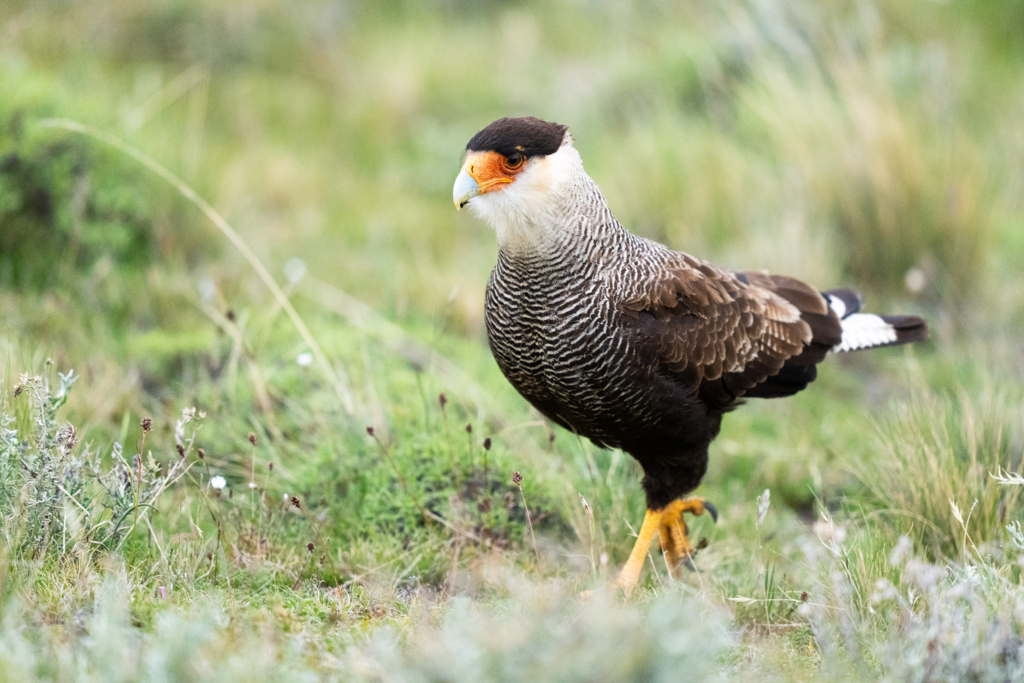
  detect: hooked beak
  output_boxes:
[453,169,479,211]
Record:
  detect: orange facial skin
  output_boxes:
[462,150,527,194]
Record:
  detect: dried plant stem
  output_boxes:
[295,504,340,582]
[292,548,315,591]
[198,458,221,525]
[465,426,484,529]
[367,429,431,525]
[580,493,596,578]
[514,473,540,567]
[483,449,489,493]
[439,396,458,487]
[182,454,226,580]
[130,424,148,559]
[465,427,475,478]
[446,541,461,595]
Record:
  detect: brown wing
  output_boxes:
[619,251,842,406]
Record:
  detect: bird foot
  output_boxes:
[657,497,716,579]
[614,497,717,594]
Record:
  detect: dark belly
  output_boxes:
[484,263,722,507]
[484,274,706,450]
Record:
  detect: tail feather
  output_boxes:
[882,314,929,344]
[834,313,927,352]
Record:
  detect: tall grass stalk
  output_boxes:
[36,118,356,415]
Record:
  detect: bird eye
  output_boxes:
[507,153,525,169]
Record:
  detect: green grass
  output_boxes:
[1,0,1024,680]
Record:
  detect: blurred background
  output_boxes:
[4,0,1024,551]
[2,0,1024,533]
[2,1,1024,678]
[4,0,1022,338]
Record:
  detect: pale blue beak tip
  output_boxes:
[453,169,480,210]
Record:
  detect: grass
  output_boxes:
[1,0,1024,680]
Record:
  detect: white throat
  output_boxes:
[467,143,586,255]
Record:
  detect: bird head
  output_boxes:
[453,117,579,238]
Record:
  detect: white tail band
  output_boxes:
[833,313,898,352]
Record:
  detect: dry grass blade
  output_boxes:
[305,277,507,426]
[854,384,1024,557]
[35,118,356,416]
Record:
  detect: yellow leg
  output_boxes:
[659,500,695,579]
[614,509,661,595]
[656,505,679,575]
[616,498,717,592]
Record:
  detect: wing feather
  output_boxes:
[618,249,841,404]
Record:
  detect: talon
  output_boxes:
[704,500,719,523]
[615,497,716,590]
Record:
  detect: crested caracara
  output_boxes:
[453,117,927,592]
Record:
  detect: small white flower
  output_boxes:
[210,475,226,490]
[297,352,313,367]
[284,257,307,284]
[248,481,257,489]
[198,278,217,303]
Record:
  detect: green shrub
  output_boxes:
[0,74,212,290]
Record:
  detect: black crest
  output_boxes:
[466,117,568,158]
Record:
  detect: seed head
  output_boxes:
[197,448,205,459]
[579,493,592,520]
[800,591,809,603]
[366,426,375,436]
[548,432,555,445]
[483,438,491,451]
[465,423,472,434]
[248,432,257,446]
[141,417,153,432]
[226,309,236,321]
[291,496,302,509]
[512,471,523,486]
[307,542,315,552]
[176,444,185,457]
[268,462,274,472]
[57,423,76,454]
[438,393,447,409]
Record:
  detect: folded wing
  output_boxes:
[618,250,924,409]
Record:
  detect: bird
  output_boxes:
[452,116,927,592]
